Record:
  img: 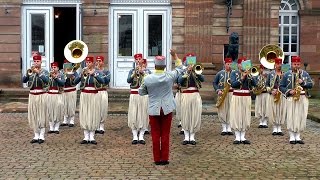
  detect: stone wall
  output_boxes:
[0,1,22,87]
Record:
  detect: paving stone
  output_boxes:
[0,113,320,179]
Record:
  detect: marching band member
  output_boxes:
[279,56,313,144]
[253,65,269,128]
[266,58,285,136]
[22,55,49,144]
[127,54,151,145]
[139,54,183,165]
[74,56,105,145]
[95,56,111,134]
[61,60,79,127]
[178,53,205,145]
[213,57,233,136]
[47,62,65,134]
[229,57,256,144]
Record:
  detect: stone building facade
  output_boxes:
[0,0,319,95]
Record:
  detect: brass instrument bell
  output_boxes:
[64,40,88,64]
[259,44,284,70]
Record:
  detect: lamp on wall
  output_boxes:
[304,62,308,70]
[226,0,233,33]
[93,0,98,15]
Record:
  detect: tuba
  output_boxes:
[64,40,88,64]
[259,44,284,70]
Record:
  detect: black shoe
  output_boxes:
[48,130,54,134]
[221,132,227,136]
[54,131,59,134]
[182,140,189,145]
[258,125,264,128]
[179,131,184,135]
[242,140,251,144]
[227,132,234,135]
[277,132,284,136]
[139,140,146,145]
[154,161,162,165]
[144,131,150,135]
[132,140,138,145]
[161,161,169,165]
[60,123,68,126]
[30,139,38,143]
[90,140,97,145]
[263,125,268,128]
[38,139,45,144]
[289,140,296,144]
[233,140,240,144]
[95,130,104,134]
[80,140,88,144]
[189,140,196,145]
[272,132,278,136]
[177,124,182,128]
[296,140,305,144]
[68,124,74,127]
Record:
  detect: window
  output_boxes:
[279,0,299,63]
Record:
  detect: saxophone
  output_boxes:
[252,75,266,95]
[273,74,282,103]
[216,78,231,108]
[293,70,303,101]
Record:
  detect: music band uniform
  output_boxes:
[279,56,313,144]
[178,53,204,145]
[23,55,49,144]
[229,57,256,144]
[253,65,269,128]
[95,56,111,134]
[266,58,285,135]
[127,53,151,144]
[74,56,105,144]
[213,57,233,135]
[47,62,65,134]
[61,60,79,127]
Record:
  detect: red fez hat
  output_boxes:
[183,53,195,63]
[275,57,282,64]
[96,56,104,61]
[33,55,42,61]
[154,56,166,66]
[51,62,58,67]
[86,56,94,62]
[291,56,301,63]
[134,53,143,60]
[224,58,232,63]
[237,57,246,64]
[142,58,147,64]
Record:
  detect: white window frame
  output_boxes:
[279,0,300,63]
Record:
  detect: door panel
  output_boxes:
[110,6,171,89]
[22,7,53,87]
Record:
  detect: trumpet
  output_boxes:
[250,66,260,77]
[27,66,36,76]
[193,63,204,75]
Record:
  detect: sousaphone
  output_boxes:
[259,44,284,70]
[64,40,88,63]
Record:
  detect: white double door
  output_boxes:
[21,5,82,87]
[110,6,172,88]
